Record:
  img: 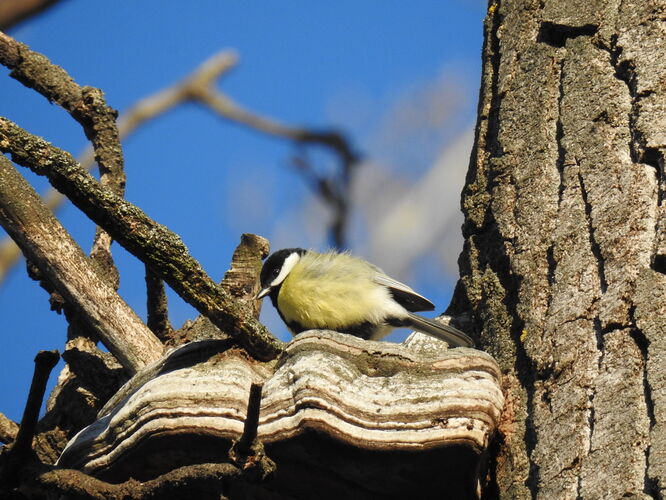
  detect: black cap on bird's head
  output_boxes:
[256,248,307,299]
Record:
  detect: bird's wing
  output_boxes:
[373,274,435,312]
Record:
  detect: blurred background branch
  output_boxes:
[0,48,359,283]
[0,0,63,31]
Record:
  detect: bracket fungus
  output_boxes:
[58,330,503,498]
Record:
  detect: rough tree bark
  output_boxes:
[450,0,666,497]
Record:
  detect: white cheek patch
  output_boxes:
[270,252,300,287]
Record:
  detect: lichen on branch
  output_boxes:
[0,117,284,361]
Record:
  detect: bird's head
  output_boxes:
[256,248,306,299]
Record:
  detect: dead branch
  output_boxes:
[221,233,270,320]
[13,351,59,453]
[12,351,59,453]
[118,49,239,128]
[0,155,163,373]
[119,47,354,162]
[201,87,347,149]
[0,118,283,361]
[0,350,59,491]
[235,383,263,456]
[228,383,275,482]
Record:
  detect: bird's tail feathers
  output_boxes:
[406,313,474,348]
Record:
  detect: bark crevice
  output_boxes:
[577,173,608,293]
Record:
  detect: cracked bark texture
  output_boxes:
[453,0,666,497]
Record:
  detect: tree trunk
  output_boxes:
[453,0,666,497]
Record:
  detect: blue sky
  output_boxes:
[0,1,485,422]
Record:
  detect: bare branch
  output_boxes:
[12,351,60,456]
[195,85,358,163]
[0,118,283,361]
[126,49,358,249]
[0,155,163,373]
[0,170,78,284]
[189,68,359,248]
[118,49,239,130]
[0,412,18,444]
[18,462,241,500]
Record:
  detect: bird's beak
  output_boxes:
[255,287,271,300]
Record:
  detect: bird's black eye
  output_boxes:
[272,268,280,278]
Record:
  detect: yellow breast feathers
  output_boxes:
[277,252,395,329]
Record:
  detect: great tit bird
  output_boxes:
[256,248,474,347]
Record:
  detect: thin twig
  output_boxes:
[0,118,284,361]
[126,50,359,250]
[194,86,358,163]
